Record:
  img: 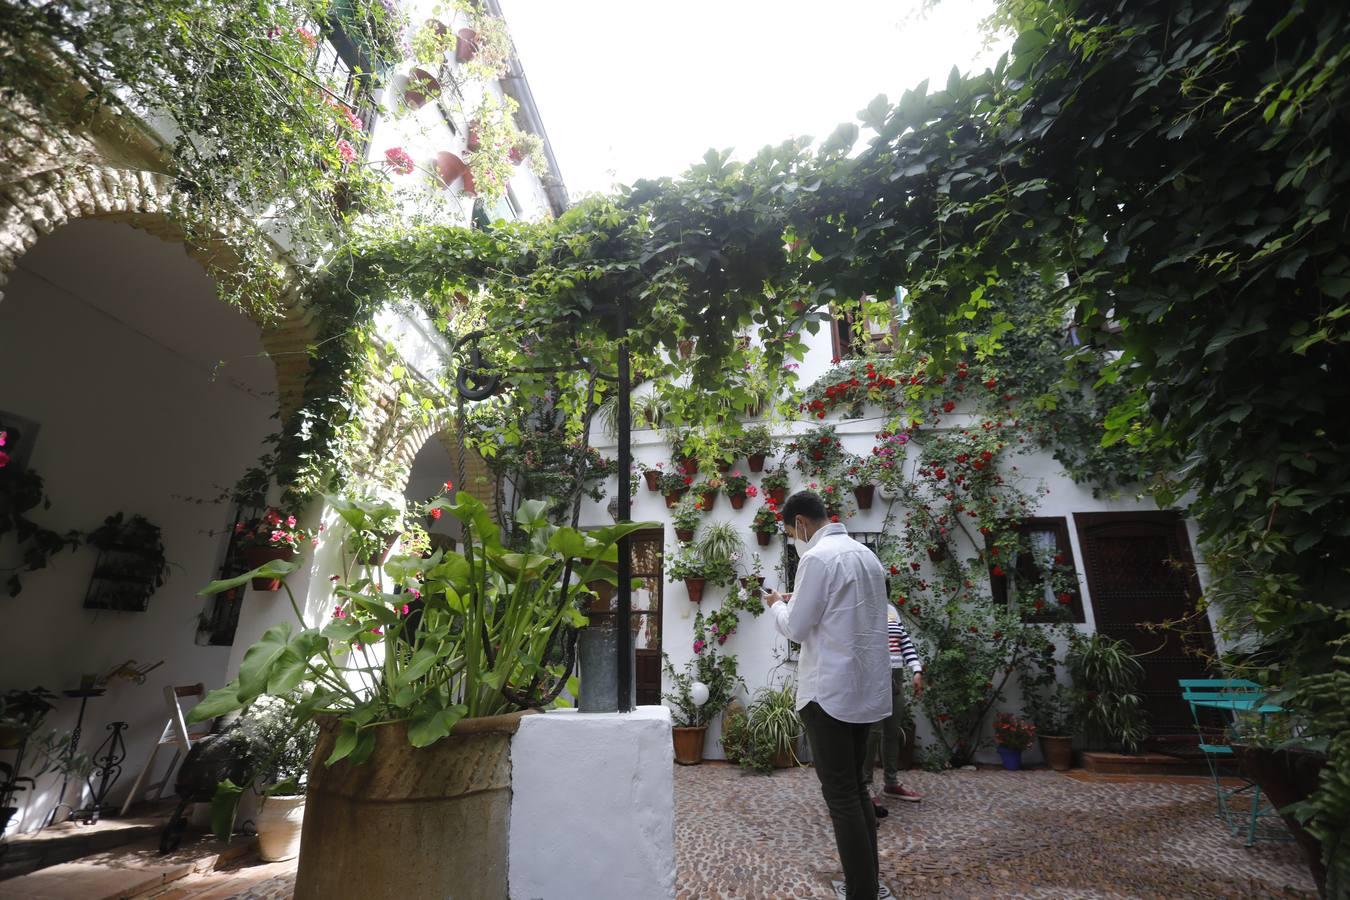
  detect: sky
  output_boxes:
[497,0,1009,199]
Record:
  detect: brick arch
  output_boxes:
[389,405,498,514]
[0,164,318,417]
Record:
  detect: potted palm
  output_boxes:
[1066,633,1149,753]
[189,494,653,900]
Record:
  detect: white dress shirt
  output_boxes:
[770,523,891,723]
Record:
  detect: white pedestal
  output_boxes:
[509,706,675,900]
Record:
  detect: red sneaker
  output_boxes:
[884,784,922,802]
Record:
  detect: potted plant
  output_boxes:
[719,707,774,773]
[638,461,665,493]
[752,504,780,547]
[434,151,469,188]
[721,471,756,510]
[662,635,742,765]
[454,8,512,79]
[1,729,92,836]
[1066,633,1149,753]
[697,522,743,576]
[677,338,696,360]
[740,425,773,473]
[236,695,320,863]
[993,712,1036,770]
[671,495,701,544]
[659,470,692,509]
[402,67,440,110]
[696,476,721,512]
[760,467,790,506]
[235,509,314,591]
[790,424,846,477]
[668,543,712,603]
[844,455,877,510]
[190,495,652,898]
[84,513,170,610]
[749,682,803,769]
[1029,683,1075,771]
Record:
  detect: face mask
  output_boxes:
[792,520,809,556]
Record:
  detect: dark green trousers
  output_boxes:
[800,701,879,899]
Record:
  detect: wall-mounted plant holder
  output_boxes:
[83,514,167,613]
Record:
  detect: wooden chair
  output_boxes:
[119,684,209,816]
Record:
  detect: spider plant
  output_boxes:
[697,522,743,570]
[747,682,802,766]
[1066,633,1149,752]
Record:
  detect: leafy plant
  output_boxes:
[671,496,702,536]
[719,707,775,773]
[739,424,774,458]
[189,495,653,835]
[1065,633,1148,753]
[696,522,743,571]
[746,682,803,765]
[992,712,1036,751]
[662,636,742,728]
[751,504,781,536]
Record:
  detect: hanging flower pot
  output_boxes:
[434,151,468,188]
[699,490,718,512]
[715,459,733,474]
[679,456,699,476]
[677,339,695,360]
[664,488,687,509]
[728,491,747,510]
[853,484,875,510]
[756,531,772,547]
[460,168,477,196]
[768,486,787,506]
[455,28,478,62]
[243,546,297,592]
[684,578,706,603]
[747,453,766,473]
[739,576,764,592]
[403,67,440,110]
[466,125,481,151]
[676,528,694,543]
[643,470,662,492]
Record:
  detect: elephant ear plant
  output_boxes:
[188,494,654,837]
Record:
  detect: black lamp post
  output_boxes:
[453,311,636,713]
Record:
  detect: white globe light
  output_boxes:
[690,682,710,708]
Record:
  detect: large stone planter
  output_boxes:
[294,711,532,900]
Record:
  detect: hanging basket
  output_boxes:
[434,151,468,188]
[643,471,662,492]
[403,67,440,110]
[679,456,699,476]
[675,528,694,543]
[853,484,875,510]
[747,453,766,473]
[664,489,687,510]
[685,578,706,603]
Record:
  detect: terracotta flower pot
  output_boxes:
[768,487,787,505]
[362,532,400,567]
[756,532,772,547]
[664,489,687,509]
[675,528,694,543]
[460,168,477,196]
[1039,735,1073,772]
[295,712,530,900]
[403,67,441,110]
[466,126,481,151]
[434,151,468,188]
[728,491,747,510]
[685,578,706,603]
[677,339,695,360]
[455,28,478,62]
[853,484,875,510]
[772,747,796,769]
[747,453,766,473]
[643,470,662,492]
[679,456,699,476]
[243,545,297,591]
[699,490,718,512]
[716,460,733,474]
[672,725,707,766]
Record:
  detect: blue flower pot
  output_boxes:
[997,746,1023,771]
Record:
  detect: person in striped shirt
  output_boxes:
[863,603,925,811]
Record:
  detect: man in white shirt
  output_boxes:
[766,491,891,900]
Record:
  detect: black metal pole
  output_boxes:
[616,302,633,713]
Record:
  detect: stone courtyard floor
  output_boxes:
[85,763,1318,899]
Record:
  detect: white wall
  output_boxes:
[0,221,279,833]
[584,315,1209,764]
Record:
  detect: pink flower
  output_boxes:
[336,139,357,165]
[296,26,318,48]
[286,515,297,528]
[0,430,7,446]
[693,639,706,655]
[270,529,286,543]
[342,107,363,132]
[410,589,421,599]
[234,522,245,533]
[0,450,9,469]
[371,627,383,636]
[384,147,415,175]
[746,485,759,498]
[333,606,346,618]
[401,604,410,615]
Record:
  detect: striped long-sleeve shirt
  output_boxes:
[887,604,923,673]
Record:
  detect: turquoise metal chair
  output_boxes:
[1178,678,1287,846]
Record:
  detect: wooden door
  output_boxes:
[1074,512,1214,735]
[585,528,664,706]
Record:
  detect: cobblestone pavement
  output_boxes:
[198,764,1316,899]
